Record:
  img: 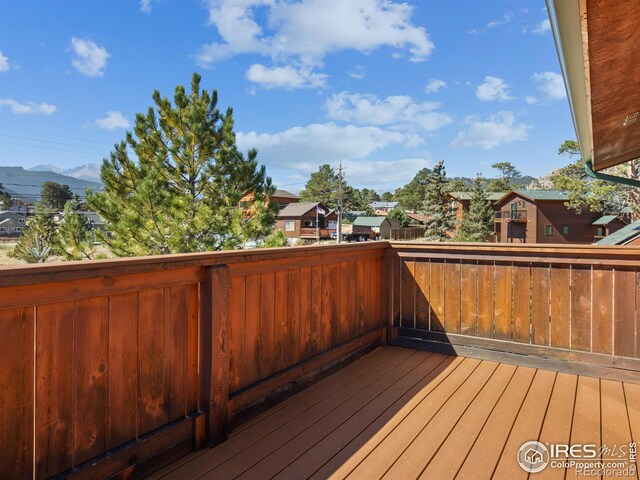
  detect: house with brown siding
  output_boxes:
[595,220,640,246]
[275,202,337,240]
[493,190,606,244]
[239,189,300,211]
[447,191,506,224]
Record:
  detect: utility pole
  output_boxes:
[337,161,343,244]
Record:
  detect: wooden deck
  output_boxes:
[151,347,640,480]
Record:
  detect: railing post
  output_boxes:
[199,265,230,447]
[382,246,397,345]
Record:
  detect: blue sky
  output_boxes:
[0,0,576,192]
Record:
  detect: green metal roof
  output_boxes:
[592,215,619,226]
[353,216,388,227]
[596,221,640,245]
[449,191,506,201]
[514,189,570,201]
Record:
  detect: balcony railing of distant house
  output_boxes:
[496,210,528,222]
[299,228,336,238]
[1,241,639,479]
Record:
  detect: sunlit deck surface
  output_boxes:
[151,347,640,480]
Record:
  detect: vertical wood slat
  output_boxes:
[287,269,301,367]
[357,259,366,336]
[493,262,512,340]
[339,262,350,343]
[186,283,199,414]
[444,260,461,334]
[320,265,333,352]
[274,270,289,371]
[391,255,400,326]
[260,272,276,378]
[299,267,312,361]
[200,266,230,447]
[310,266,322,357]
[348,261,358,337]
[165,286,188,422]
[571,266,592,352]
[550,266,571,349]
[429,260,445,332]
[243,274,261,389]
[460,261,477,336]
[228,276,246,393]
[414,260,430,331]
[328,263,340,347]
[512,264,530,343]
[531,264,550,346]
[400,260,415,329]
[36,302,74,479]
[591,266,613,355]
[107,293,139,451]
[477,262,494,338]
[0,307,34,480]
[614,267,637,358]
[74,297,108,463]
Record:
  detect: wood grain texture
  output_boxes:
[614,268,637,358]
[460,261,477,336]
[493,262,512,341]
[0,307,34,480]
[531,264,550,346]
[550,266,571,349]
[443,260,461,334]
[512,264,530,343]
[476,261,494,338]
[591,266,613,355]
[571,266,592,352]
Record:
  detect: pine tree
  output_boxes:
[299,164,367,211]
[11,204,56,263]
[0,183,11,209]
[421,160,455,241]
[457,176,494,242]
[395,168,432,212]
[40,181,74,210]
[87,73,277,256]
[55,200,95,260]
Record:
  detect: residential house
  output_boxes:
[493,190,603,244]
[596,220,640,246]
[352,216,401,239]
[369,201,397,215]
[0,210,27,225]
[0,218,25,236]
[592,215,627,242]
[406,213,429,226]
[447,191,506,224]
[239,189,299,211]
[275,202,337,240]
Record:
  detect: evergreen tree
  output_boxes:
[395,168,432,212]
[299,164,367,211]
[380,191,394,202]
[359,188,380,204]
[421,161,455,241]
[40,181,74,210]
[55,200,95,260]
[387,207,410,227]
[87,73,277,256]
[457,176,494,242]
[11,204,56,263]
[0,183,11,208]
[486,161,521,192]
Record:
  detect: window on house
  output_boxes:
[562,225,569,235]
[19,218,25,223]
[285,221,295,232]
[0,227,6,233]
[596,226,605,237]
[13,227,23,233]
[545,225,553,236]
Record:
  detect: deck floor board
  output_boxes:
[154,347,637,480]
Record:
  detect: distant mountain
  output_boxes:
[28,163,101,183]
[0,166,102,203]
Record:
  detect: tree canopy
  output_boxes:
[40,181,74,210]
[421,161,455,241]
[88,73,277,256]
[299,164,371,212]
[456,176,494,242]
[486,162,522,192]
[395,168,432,212]
[387,207,410,227]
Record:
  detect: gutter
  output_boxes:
[585,161,640,188]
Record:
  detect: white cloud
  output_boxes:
[425,79,447,94]
[95,111,130,130]
[450,111,529,150]
[0,51,10,72]
[246,63,327,89]
[70,37,110,77]
[324,92,452,132]
[196,0,433,88]
[476,76,513,102]
[349,65,366,80]
[237,122,422,166]
[140,0,153,13]
[344,158,431,187]
[531,19,551,34]
[533,71,566,99]
[525,96,538,105]
[0,98,56,115]
[486,12,514,29]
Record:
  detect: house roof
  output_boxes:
[277,202,328,218]
[496,189,570,204]
[272,189,299,199]
[592,215,622,226]
[596,221,640,245]
[407,213,429,223]
[449,191,506,202]
[370,201,397,209]
[353,216,389,227]
[549,0,640,170]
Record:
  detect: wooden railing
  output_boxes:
[0,242,386,479]
[2,240,639,479]
[388,242,640,381]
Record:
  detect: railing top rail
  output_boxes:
[0,241,389,287]
[389,241,640,265]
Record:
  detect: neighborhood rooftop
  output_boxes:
[596,220,640,245]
